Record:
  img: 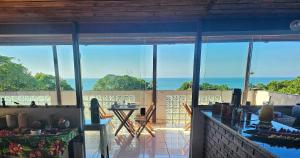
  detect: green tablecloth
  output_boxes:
[0,129,78,158]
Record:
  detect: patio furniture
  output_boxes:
[108,106,138,137]
[85,118,113,158]
[99,106,115,129]
[182,103,192,131]
[135,104,156,138]
[91,98,115,129]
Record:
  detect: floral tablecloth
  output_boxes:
[0,129,78,158]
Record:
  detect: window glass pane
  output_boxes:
[250,41,300,105]
[157,44,194,127]
[57,45,76,105]
[200,42,248,105]
[0,46,58,106]
[80,45,152,124]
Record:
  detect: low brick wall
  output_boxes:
[203,113,276,158]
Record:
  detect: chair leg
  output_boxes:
[136,124,142,134]
[109,121,115,129]
[184,123,191,131]
[183,123,189,129]
[137,123,147,138]
[146,123,154,131]
[137,122,155,138]
[145,126,155,137]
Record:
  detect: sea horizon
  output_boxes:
[65,77,294,91]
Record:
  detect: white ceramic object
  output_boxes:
[6,114,18,129]
[292,104,300,119]
[18,112,28,128]
[30,129,41,135]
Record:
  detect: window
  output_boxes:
[250,41,300,105]
[56,45,76,105]
[0,46,57,106]
[200,42,248,105]
[157,44,194,126]
[80,44,152,124]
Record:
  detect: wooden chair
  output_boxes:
[135,104,156,138]
[99,105,114,119]
[99,106,115,129]
[182,103,192,131]
[91,98,115,128]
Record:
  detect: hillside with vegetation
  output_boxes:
[178,77,300,95]
[93,74,152,91]
[251,77,300,95]
[177,81,230,90]
[0,55,73,91]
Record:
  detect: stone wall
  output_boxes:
[203,114,275,158]
[269,92,300,105]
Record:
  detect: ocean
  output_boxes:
[65,77,293,91]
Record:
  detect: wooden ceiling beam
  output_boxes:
[0,0,299,23]
[0,15,299,35]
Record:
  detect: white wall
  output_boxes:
[1,90,300,124]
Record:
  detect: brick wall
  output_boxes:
[203,117,276,158]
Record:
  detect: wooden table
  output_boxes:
[108,106,138,137]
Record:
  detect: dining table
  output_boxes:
[108,105,138,137]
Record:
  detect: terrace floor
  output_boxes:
[85,124,190,158]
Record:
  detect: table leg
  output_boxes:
[112,110,124,136]
[119,110,135,136]
[116,111,133,134]
[113,110,135,137]
[120,111,136,133]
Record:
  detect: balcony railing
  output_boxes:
[1,90,300,127]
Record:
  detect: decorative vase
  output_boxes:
[259,104,274,123]
[292,103,300,119]
[0,116,7,129]
[6,114,18,129]
[58,118,70,129]
[18,113,28,128]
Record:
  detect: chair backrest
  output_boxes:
[90,98,106,119]
[90,98,100,122]
[145,104,155,121]
[183,103,192,117]
[99,105,107,115]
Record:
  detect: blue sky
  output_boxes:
[0,42,299,78]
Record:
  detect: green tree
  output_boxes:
[0,55,37,91]
[251,77,300,95]
[250,83,267,90]
[177,81,192,90]
[200,83,230,90]
[177,81,230,90]
[93,74,152,91]
[0,55,73,91]
[34,73,73,91]
[266,77,300,94]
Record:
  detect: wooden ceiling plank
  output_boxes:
[0,0,299,23]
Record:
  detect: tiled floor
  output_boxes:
[85,125,190,158]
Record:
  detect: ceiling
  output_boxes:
[0,0,300,23]
[1,33,300,45]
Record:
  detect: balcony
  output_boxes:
[1,90,299,121]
